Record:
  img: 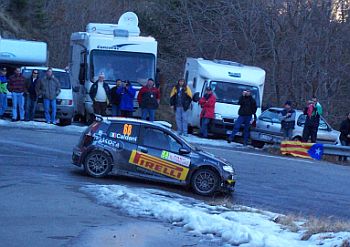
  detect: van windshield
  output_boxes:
[209,81,260,107]
[90,50,155,85]
[22,69,71,89]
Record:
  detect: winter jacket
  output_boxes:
[137,86,160,109]
[0,75,7,94]
[25,77,40,100]
[199,92,216,119]
[39,75,61,100]
[110,86,122,105]
[89,81,111,103]
[170,85,192,111]
[303,104,321,127]
[117,85,136,111]
[279,109,296,130]
[237,95,257,116]
[340,118,350,143]
[8,74,26,93]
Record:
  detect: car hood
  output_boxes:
[196,149,231,166]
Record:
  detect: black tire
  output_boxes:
[188,125,194,135]
[191,168,219,196]
[292,136,302,141]
[59,118,72,126]
[251,140,265,148]
[84,151,112,178]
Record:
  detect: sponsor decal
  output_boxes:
[161,151,190,167]
[109,132,117,138]
[93,134,123,150]
[109,124,137,142]
[129,150,189,181]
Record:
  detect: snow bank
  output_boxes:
[181,134,242,148]
[82,185,350,247]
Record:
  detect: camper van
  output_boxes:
[185,58,266,136]
[70,12,158,122]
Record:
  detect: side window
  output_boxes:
[318,118,328,130]
[107,123,139,143]
[193,77,197,89]
[184,71,189,85]
[297,114,306,127]
[201,80,209,96]
[141,127,182,153]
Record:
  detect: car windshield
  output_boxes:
[209,81,260,107]
[90,50,155,85]
[22,69,71,89]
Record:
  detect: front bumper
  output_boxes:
[221,173,236,192]
[209,119,234,135]
[72,146,83,167]
[57,105,74,119]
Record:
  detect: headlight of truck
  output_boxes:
[215,113,223,120]
[223,165,234,173]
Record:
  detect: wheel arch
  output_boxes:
[83,147,114,166]
[187,164,221,185]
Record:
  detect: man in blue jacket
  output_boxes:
[0,67,8,119]
[117,80,136,118]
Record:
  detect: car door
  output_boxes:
[106,122,140,172]
[129,126,191,182]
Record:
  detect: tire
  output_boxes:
[59,118,72,126]
[191,168,219,196]
[84,151,112,178]
[188,125,194,135]
[292,136,302,141]
[251,140,265,148]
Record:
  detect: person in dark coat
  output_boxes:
[339,112,350,161]
[25,69,40,121]
[110,79,122,116]
[117,80,136,118]
[89,72,110,116]
[198,87,216,138]
[170,79,192,136]
[302,97,323,143]
[8,67,27,121]
[227,89,257,146]
[278,101,296,140]
[137,78,160,121]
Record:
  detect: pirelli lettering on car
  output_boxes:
[129,150,189,180]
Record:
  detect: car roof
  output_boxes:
[267,107,303,113]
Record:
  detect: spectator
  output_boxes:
[302,96,323,142]
[227,90,257,146]
[170,79,192,136]
[89,72,110,116]
[110,79,122,116]
[339,112,350,162]
[25,69,40,121]
[39,68,61,124]
[137,78,160,121]
[118,80,136,118]
[0,67,8,119]
[278,101,296,140]
[8,67,26,121]
[199,87,216,138]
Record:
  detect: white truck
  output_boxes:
[69,12,158,122]
[185,58,266,136]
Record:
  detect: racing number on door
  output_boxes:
[123,124,132,136]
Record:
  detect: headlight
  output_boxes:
[223,165,233,173]
[215,113,223,120]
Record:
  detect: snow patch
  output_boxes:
[82,185,350,247]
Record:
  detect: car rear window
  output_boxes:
[259,109,281,123]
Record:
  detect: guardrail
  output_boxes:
[323,144,350,157]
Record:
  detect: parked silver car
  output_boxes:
[250,107,340,148]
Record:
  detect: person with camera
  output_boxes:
[279,101,296,140]
[198,87,216,138]
[117,80,136,118]
[227,89,257,146]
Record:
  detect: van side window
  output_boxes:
[193,77,197,89]
[184,71,189,85]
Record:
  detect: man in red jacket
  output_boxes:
[8,67,26,121]
[137,78,160,121]
[199,87,216,138]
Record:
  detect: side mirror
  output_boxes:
[179,148,190,155]
[73,86,80,93]
[192,92,200,102]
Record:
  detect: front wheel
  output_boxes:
[84,151,112,178]
[191,168,219,196]
[251,140,265,148]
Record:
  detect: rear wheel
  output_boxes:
[84,151,112,178]
[251,140,265,148]
[292,136,302,141]
[191,168,219,196]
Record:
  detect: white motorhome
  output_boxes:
[185,58,266,136]
[70,12,157,122]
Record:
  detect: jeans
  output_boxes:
[339,140,349,161]
[141,108,155,121]
[44,98,57,123]
[111,104,121,116]
[175,107,188,135]
[0,93,7,116]
[25,94,37,121]
[200,118,211,138]
[229,115,252,145]
[282,128,293,140]
[12,92,25,120]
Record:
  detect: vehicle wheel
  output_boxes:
[251,140,265,148]
[191,168,219,196]
[84,151,112,178]
[292,136,302,141]
[59,118,72,126]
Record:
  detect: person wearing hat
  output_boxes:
[0,67,8,119]
[198,87,216,138]
[227,89,257,146]
[137,78,160,121]
[117,80,136,118]
[279,101,296,140]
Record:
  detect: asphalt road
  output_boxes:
[1,125,350,246]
